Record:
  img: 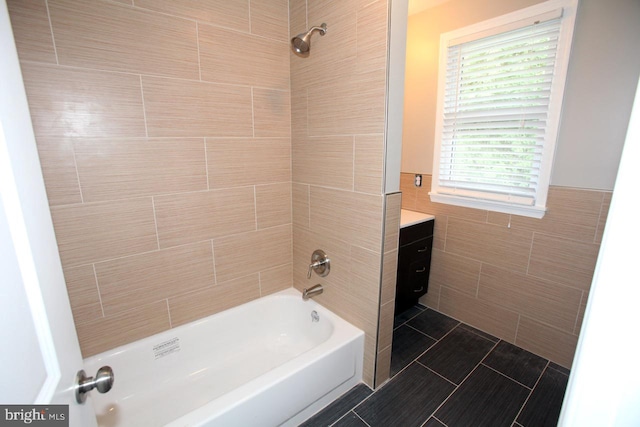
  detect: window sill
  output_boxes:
[429,192,547,219]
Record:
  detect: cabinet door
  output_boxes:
[395,236,433,312]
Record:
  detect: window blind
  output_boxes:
[438,18,562,205]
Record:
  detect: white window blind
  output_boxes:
[432,3,575,216]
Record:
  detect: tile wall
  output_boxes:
[289,0,390,387]
[401,173,611,367]
[8,0,293,357]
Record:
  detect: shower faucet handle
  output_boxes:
[307,249,330,279]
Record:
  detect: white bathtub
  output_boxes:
[83,288,365,427]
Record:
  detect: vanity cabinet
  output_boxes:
[395,214,434,313]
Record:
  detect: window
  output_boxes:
[430,0,578,218]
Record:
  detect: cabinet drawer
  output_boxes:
[399,237,433,263]
[399,220,434,246]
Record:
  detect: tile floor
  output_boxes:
[301,305,570,427]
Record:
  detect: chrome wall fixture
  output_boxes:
[307,249,330,279]
[291,23,327,56]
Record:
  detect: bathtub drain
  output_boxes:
[311,310,319,322]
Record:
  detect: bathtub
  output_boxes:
[83,288,365,427]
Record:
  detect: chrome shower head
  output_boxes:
[291,23,327,56]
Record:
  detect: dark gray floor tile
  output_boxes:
[300,383,372,427]
[483,340,548,388]
[390,325,436,376]
[517,367,569,427]
[436,365,530,427]
[548,361,571,376]
[418,325,495,384]
[394,305,426,328]
[333,412,368,427]
[423,417,447,427]
[458,323,499,342]
[355,363,455,427]
[407,308,459,340]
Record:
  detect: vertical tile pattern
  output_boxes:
[9,1,293,357]
[402,173,611,368]
[290,0,390,388]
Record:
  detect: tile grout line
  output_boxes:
[139,75,149,138]
[165,299,173,328]
[421,338,502,423]
[195,21,202,81]
[416,362,458,387]
[572,291,585,334]
[69,142,85,204]
[210,240,218,285]
[526,231,535,275]
[44,0,59,65]
[511,360,551,426]
[480,362,534,391]
[151,196,161,249]
[92,264,106,318]
[203,139,210,190]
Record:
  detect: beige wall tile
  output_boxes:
[253,88,291,138]
[206,138,291,188]
[154,187,256,248]
[356,0,388,72]
[433,215,447,251]
[76,300,171,357]
[384,193,401,252]
[199,24,289,90]
[74,138,207,202]
[95,241,215,316]
[349,245,382,306]
[289,0,307,37]
[429,249,480,296]
[213,225,292,283]
[595,192,612,244]
[445,217,533,274]
[293,136,354,191]
[516,316,578,368]
[439,286,519,342]
[292,183,310,229]
[142,76,252,138]
[375,345,392,388]
[478,264,582,333]
[510,187,604,243]
[308,68,386,135]
[49,0,199,79]
[50,198,158,267]
[250,0,289,40]
[355,134,384,194]
[133,0,249,31]
[378,301,394,352]
[528,233,599,291]
[7,0,57,63]
[419,283,440,309]
[307,0,357,73]
[400,173,417,211]
[63,264,102,324]
[380,249,398,305]
[169,274,261,327]
[310,187,383,252]
[290,84,308,138]
[256,183,292,229]
[21,63,146,138]
[260,263,293,296]
[487,212,511,227]
[35,138,82,206]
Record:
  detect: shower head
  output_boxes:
[291,23,327,56]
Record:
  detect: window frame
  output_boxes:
[430,0,579,218]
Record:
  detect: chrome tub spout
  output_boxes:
[303,284,323,300]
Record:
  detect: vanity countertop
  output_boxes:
[400,209,435,228]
